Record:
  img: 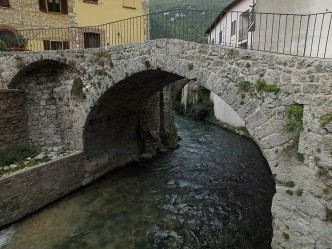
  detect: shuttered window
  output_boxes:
[39,0,68,13]
[83,0,98,3]
[0,0,10,7]
[43,40,69,50]
[123,0,135,9]
[84,33,100,48]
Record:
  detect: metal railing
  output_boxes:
[238,28,248,42]
[1,9,332,58]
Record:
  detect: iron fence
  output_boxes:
[1,9,332,58]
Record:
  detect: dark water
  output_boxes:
[1,114,275,249]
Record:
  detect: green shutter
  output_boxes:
[61,0,68,14]
[43,40,50,50]
[63,41,69,49]
[39,0,47,12]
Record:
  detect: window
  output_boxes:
[43,40,69,50]
[0,0,10,7]
[84,32,100,48]
[123,0,135,9]
[219,31,223,44]
[231,20,236,36]
[83,0,98,3]
[39,0,68,13]
[0,29,16,48]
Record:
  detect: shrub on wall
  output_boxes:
[71,77,86,99]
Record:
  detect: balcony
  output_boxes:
[248,3,256,31]
[238,28,248,42]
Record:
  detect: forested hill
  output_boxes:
[149,0,232,42]
[149,0,232,13]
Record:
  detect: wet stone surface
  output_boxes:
[0,114,275,249]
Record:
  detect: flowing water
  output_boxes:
[0,114,275,249]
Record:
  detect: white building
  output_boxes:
[206,0,332,58]
[205,0,254,49]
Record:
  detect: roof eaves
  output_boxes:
[204,0,242,35]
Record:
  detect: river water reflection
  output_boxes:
[1,114,275,249]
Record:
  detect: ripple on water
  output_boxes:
[0,114,275,249]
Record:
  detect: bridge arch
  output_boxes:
[8,59,78,147]
[2,39,330,248]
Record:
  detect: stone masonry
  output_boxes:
[0,39,331,248]
[0,89,28,149]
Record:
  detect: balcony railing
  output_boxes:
[238,28,248,42]
[249,3,256,31]
[1,9,332,58]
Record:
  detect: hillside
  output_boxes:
[149,0,232,42]
[149,0,232,13]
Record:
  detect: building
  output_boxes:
[253,0,332,58]
[205,0,254,49]
[0,0,149,51]
[206,0,332,58]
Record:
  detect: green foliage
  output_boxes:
[109,60,114,68]
[245,62,251,68]
[284,181,295,188]
[149,0,230,42]
[1,34,27,49]
[317,148,321,153]
[188,63,193,71]
[317,166,328,176]
[323,188,329,194]
[285,105,304,132]
[93,51,111,66]
[320,113,332,127]
[181,85,215,120]
[296,188,304,196]
[282,232,290,240]
[286,190,293,195]
[144,60,151,68]
[174,101,185,114]
[187,101,214,120]
[255,79,280,94]
[326,207,332,222]
[95,68,108,76]
[238,81,252,91]
[314,156,320,163]
[0,145,42,166]
[71,77,86,99]
[297,153,304,162]
[0,39,7,51]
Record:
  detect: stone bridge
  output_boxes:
[0,39,331,248]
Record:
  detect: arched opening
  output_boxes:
[9,59,75,148]
[83,69,183,171]
[0,26,27,51]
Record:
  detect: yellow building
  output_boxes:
[0,0,149,51]
[73,0,149,47]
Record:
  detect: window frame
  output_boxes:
[231,20,236,36]
[39,0,68,14]
[83,32,101,48]
[83,0,98,3]
[219,30,223,44]
[0,0,10,8]
[43,40,69,50]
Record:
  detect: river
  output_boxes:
[0,114,275,249]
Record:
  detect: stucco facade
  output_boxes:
[0,0,149,50]
[254,0,332,58]
[0,0,75,50]
[206,0,253,49]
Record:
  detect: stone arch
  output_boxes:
[9,59,78,148]
[83,69,183,176]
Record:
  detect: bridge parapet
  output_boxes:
[0,39,331,248]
